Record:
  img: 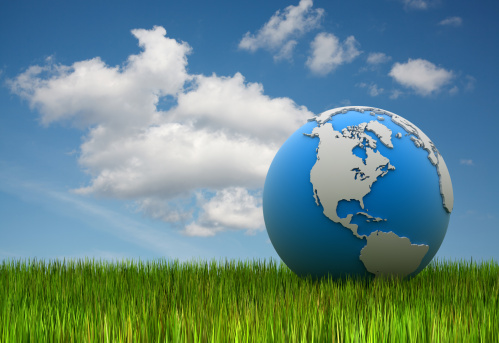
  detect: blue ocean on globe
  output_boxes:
[263,107,453,280]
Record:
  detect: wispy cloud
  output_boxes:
[366,52,391,65]
[389,58,454,96]
[390,89,404,99]
[238,0,323,61]
[460,159,473,166]
[398,0,439,10]
[358,82,384,97]
[273,40,298,62]
[459,209,495,221]
[0,168,210,259]
[306,32,361,76]
[12,178,207,259]
[439,16,462,27]
[464,75,476,91]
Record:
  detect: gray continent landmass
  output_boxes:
[359,231,429,278]
[304,122,395,239]
[311,106,454,213]
[305,108,434,278]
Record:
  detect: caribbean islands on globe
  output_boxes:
[263,106,453,280]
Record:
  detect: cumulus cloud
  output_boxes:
[183,188,264,237]
[9,26,191,129]
[306,32,361,76]
[238,0,324,61]
[9,26,313,236]
[367,52,391,65]
[439,16,462,27]
[75,121,277,199]
[388,58,454,96]
[170,72,308,144]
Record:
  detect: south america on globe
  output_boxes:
[263,106,453,280]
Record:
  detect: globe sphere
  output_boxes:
[263,106,453,280]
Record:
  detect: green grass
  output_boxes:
[0,257,497,342]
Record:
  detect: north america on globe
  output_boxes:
[263,106,454,280]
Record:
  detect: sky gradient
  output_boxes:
[1,0,498,264]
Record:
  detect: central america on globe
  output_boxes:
[263,106,453,280]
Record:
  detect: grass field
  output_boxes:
[0,257,497,342]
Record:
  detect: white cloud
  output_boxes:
[405,0,429,9]
[170,72,308,144]
[9,26,191,129]
[367,52,391,65]
[460,159,473,166]
[398,0,438,10]
[75,121,277,198]
[9,26,313,237]
[439,16,462,27]
[390,89,404,99]
[273,40,298,61]
[134,197,193,223]
[183,188,264,237]
[369,85,383,97]
[359,82,384,96]
[388,58,454,96]
[182,223,219,237]
[239,0,324,60]
[306,32,361,76]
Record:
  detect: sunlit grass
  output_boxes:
[1,257,497,342]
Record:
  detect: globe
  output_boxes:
[263,106,453,280]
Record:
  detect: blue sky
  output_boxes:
[1,0,497,264]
